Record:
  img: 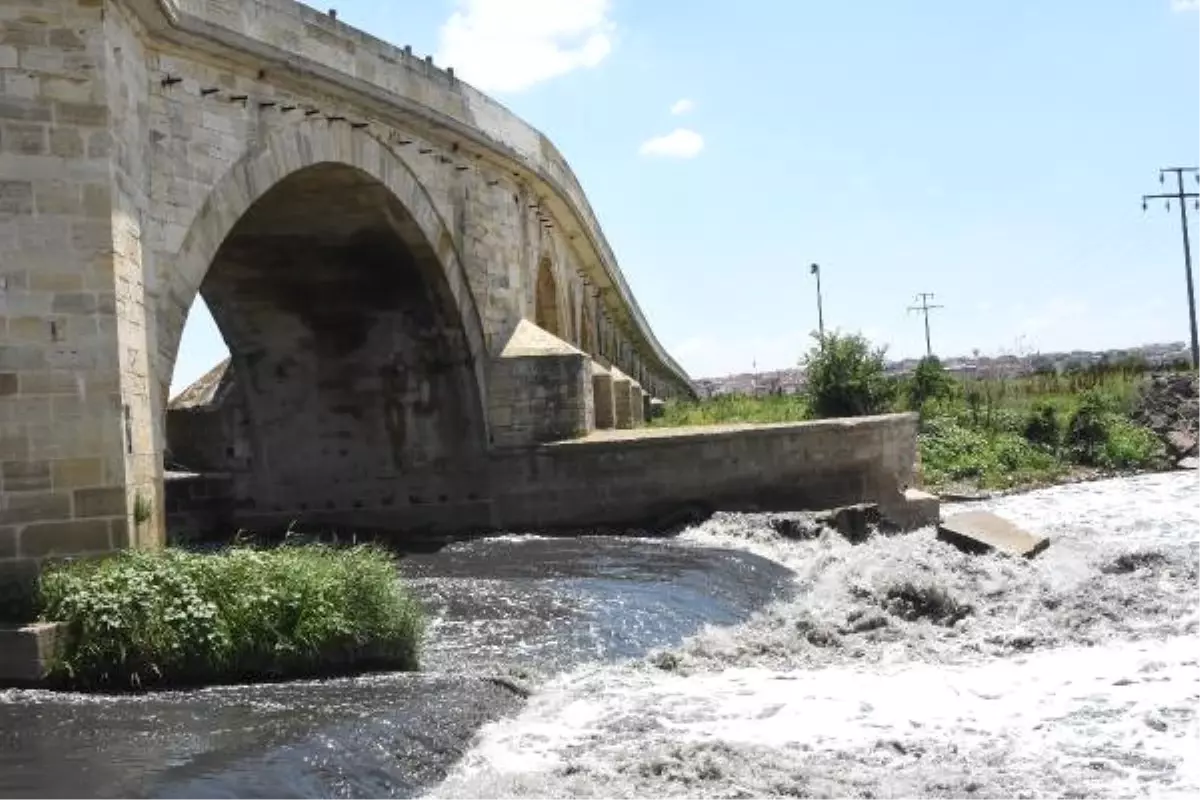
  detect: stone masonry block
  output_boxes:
[1,460,51,492]
[610,367,633,429]
[19,519,111,558]
[0,491,71,526]
[73,486,126,518]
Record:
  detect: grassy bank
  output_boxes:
[37,544,424,691]
[653,335,1175,493]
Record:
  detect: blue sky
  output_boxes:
[172,0,1200,391]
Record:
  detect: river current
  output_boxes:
[2,472,1197,798]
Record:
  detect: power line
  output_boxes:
[1142,166,1200,369]
[907,292,943,358]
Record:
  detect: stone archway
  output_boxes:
[535,257,563,338]
[158,125,491,532]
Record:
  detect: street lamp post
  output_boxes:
[810,263,825,348]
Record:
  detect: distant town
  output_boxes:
[693,341,1193,398]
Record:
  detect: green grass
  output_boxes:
[36,544,424,691]
[651,393,810,427]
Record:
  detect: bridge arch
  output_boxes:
[534,256,564,339]
[159,124,491,528]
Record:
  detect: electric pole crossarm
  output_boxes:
[1142,192,1200,201]
[907,292,944,358]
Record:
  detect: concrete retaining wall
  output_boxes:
[488,414,920,530]
[163,412,923,538]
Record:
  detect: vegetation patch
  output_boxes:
[652,331,1178,492]
[37,544,424,691]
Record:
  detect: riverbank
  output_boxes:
[653,368,1197,496]
[9,544,424,691]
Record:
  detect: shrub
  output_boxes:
[1101,418,1164,469]
[37,544,424,691]
[1023,401,1061,449]
[1065,390,1113,465]
[919,415,1063,489]
[802,331,895,418]
[906,356,954,412]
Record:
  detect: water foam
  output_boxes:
[431,472,1200,799]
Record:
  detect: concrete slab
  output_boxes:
[937,511,1049,558]
[0,622,63,686]
[881,488,941,532]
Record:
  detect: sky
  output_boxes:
[171,0,1200,392]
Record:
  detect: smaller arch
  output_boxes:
[567,283,580,345]
[581,294,597,356]
[535,257,563,338]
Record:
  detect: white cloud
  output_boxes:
[669,98,695,115]
[638,128,705,159]
[435,0,615,93]
[1171,0,1198,11]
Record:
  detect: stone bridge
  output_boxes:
[1,0,697,560]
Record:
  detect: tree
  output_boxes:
[907,355,953,411]
[802,330,894,418]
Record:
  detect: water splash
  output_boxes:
[432,472,1200,799]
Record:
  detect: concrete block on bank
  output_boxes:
[0,622,63,686]
[880,488,941,531]
[937,511,1049,558]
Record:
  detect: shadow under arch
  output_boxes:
[159,125,492,533]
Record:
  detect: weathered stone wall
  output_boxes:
[488,414,922,531]
[162,412,924,541]
[1,0,143,593]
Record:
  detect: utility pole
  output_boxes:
[1142,166,1199,369]
[810,263,825,348]
[908,292,943,358]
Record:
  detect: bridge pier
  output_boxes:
[591,362,617,430]
[0,0,164,593]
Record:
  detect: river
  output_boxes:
[2,473,1197,798]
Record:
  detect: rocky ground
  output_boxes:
[1133,372,1199,469]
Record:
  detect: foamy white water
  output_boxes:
[432,473,1200,799]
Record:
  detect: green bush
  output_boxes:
[1022,401,1061,449]
[1066,390,1117,466]
[802,331,895,418]
[906,356,954,412]
[1100,417,1164,469]
[37,544,424,691]
[919,416,1063,489]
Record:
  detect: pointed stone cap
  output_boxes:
[497,319,583,358]
[609,365,631,383]
[591,360,611,377]
[169,358,232,410]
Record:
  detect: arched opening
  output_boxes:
[535,258,562,338]
[165,162,487,534]
[568,284,580,345]
[581,295,597,356]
